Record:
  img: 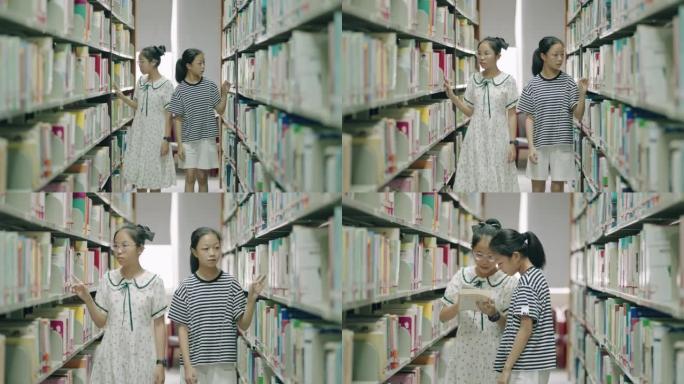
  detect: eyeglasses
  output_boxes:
[112,243,133,252]
[473,252,496,262]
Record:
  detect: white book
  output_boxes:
[453,288,494,312]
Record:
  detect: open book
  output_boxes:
[456,288,494,312]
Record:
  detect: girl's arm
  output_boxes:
[153,316,166,382]
[114,85,138,110]
[178,324,192,369]
[444,80,474,117]
[71,276,107,328]
[525,115,534,148]
[508,108,517,144]
[214,81,230,115]
[573,78,588,121]
[237,274,266,331]
[502,316,533,373]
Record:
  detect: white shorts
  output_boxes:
[180,363,237,384]
[179,138,219,170]
[526,144,575,182]
[509,369,551,384]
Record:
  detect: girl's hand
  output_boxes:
[476,298,498,317]
[578,78,589,94]
[69,275,91,302]
[177,143,186,161]
[507,144,516,163]
[161,140,169,156]
[221,80,231,95]
[497,369,511,384]
[443,78,455,99]
[154,364,165,384]
[113,83,122,96]
[528,147,539,164]
[248,274,266,300]
[183,365,198,384]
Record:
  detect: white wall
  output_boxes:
[176,0,222,84]
[519,0,566,85]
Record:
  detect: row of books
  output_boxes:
[573,287,684,383]
[111,0,135,27]
[237,301,341,384]
[236,219,341,316]
[342,0,458,47]
[345,193,478,250]
[577,96,684,192]
[343,34,453,111]
[0,37,113,116]
[1,192,130,243]
[112,22,134,57]
[111,96,134,127]
[222,97,342,192]
[42,344,96,384]
[573,220,682,306]
[345,298,458,382]
[227,29,335,126]
[567,5,683,116]
[342,226,459,306]
[343,100,457,191]
[0,103,111,191]
[454,0,479,22]
[0,306,100,384]
[1,0,113,50]
[112,60,134,90]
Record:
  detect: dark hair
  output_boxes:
[140,45,166,67]
[471,218,502,248]
[489,229,546,269]
[114,224,155,246]
[175,48,203,83]
[532,36,564,76]
[478,36,509,55]
[190,227,222,273]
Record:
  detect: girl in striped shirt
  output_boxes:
[489,229,556,384]
[168,49,230,192]
[168,227,266,384]
[518,36,588,192]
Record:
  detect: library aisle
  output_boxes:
[0,191,682,383]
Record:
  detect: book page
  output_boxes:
[456,288,494,312]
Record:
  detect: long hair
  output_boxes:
[175,48,203,83]
[532,36,564,76]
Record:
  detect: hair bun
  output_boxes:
[156,45,166,55]
[496,37,509,50]
[137,224,155,241]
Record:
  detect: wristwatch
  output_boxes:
[488,311,501,322]
[163,136,172,142]
[155,359,168,367]
[508,140,516,146]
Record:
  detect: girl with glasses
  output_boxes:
[438,218,518,383]
[70,224,168,384]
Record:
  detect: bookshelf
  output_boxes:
[342,192,482,383]
[565,0,684,193]
[220,192,343,383]
[569,192,684,384]
[0,0,137,194]
[220,0,343,193]
[0,191,135,383]
[342,0,479,193]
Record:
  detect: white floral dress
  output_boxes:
[454,72,520,192]
[441,266,518,383]
[123,75,176,189]
[91,269,167,384]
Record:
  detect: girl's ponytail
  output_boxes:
[175,57,187,83]
[523,231,546,269]
[531,48,543,76]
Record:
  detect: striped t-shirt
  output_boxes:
[517,71,579,147]
[167,77,221,142]
[168,270,247,365]
[494,267,556,372]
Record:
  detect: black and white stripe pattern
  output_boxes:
[168,271,247,365]
[167,77,221,142]
[517,71,579,147]
[494,267,556,372]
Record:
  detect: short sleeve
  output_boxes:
[162,82,174,109]
[505,77,519,109]
[150,276,167,319]
[568,78,580,112]
[517,81,534,116]
[463,75,475,107]
[211,81,221,109]
[441,268,462,306]
[497,275,519,314]
[511,284,540,322]
[167,88,185,117]
[231,279,247,323]
[168,283,189,325]
[94,272,110,313]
